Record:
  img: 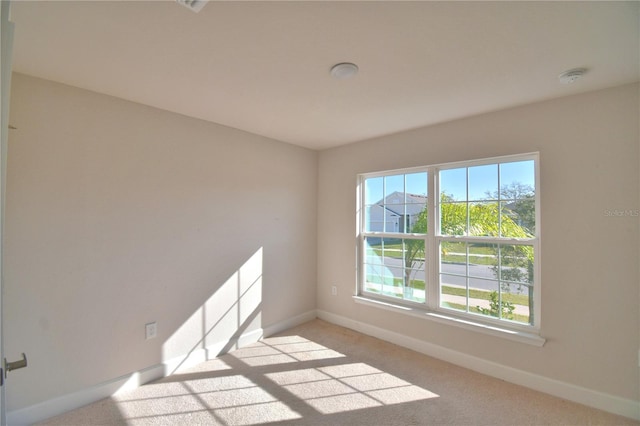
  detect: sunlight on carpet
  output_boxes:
[266,362,439,415]
[110,334,438,424]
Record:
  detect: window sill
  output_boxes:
[353,296,546,347]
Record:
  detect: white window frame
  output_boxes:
[357,153,542,343]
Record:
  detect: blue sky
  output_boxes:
[365,160,535,204]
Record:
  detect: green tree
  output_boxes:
[403,208,428,296]
[477,291,515,319]
[486,182,535,234]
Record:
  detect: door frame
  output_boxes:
[0,1,15,424]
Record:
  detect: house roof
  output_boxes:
[377,192,426,217]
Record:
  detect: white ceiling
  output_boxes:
[10,1,640,150]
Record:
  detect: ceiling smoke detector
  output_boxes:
[331,63,359,79]
[559,68,587,84]
[176,0,208,13]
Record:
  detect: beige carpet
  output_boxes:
[39,319,638,425]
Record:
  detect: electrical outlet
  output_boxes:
[331,286,337,296]
[145,322,157,340]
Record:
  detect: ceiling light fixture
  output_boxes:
[558,68,587,84]
[331,63,359,79]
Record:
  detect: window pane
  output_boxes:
[364,205,371,232]
[388,205,410,233]
[500,160,535,193]
[406,172,428,235]
[382,238,403,265]
[380,238,402,300]
[499,244,533,285]
[364,205,385,232]
[384,175,404,199]
[364,263,384,294]
[441,241,466,274]
[469,278,504,318]
[404,238,426,302]
[502,282,532,325]
[469,202,499,237]
[404,239,426,302]
[364,237,426,302]
[440,168,466,201]
[469,164,498,201]
[364,237,382,265]
[363,237,384,294]
[468,243,497,279]
[404,239,425,269]
[501,199,535,237]
[406,202,427,234]
[440,274,466,312]
[440,202,467,235]
[383,266,403,298]
[365,177,383,205]
[405,172,427,200]
[469,278,500,319]
[383,176,403,233]
[500,161,536,235]
[406,275,426,303]
[364,172,429,235]
[440,241,467,311]
[440,167,470,236]
[382,208,400,233]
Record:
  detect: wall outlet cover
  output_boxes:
[145,322,157,340]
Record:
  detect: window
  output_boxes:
[359,153,540,332]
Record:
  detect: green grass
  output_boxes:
[366,277,426,290]
[441,301,530,324]
[441,285,529,306]
[441,254,495,266]
[369,246,404,259]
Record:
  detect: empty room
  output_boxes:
[0,1,638,425]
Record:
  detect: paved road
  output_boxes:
[366,256,530,295]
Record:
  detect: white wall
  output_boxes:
[318,83,639,402]
[4,73,317,412]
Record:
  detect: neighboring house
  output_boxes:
[367,191,427,233]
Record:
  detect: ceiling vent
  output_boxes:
[176,0,208,13]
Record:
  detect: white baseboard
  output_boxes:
[163,327,266,376]
[263,310,318,337]
[6,311,316,426]
[316,309,640,421]
[6,363,166,426]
